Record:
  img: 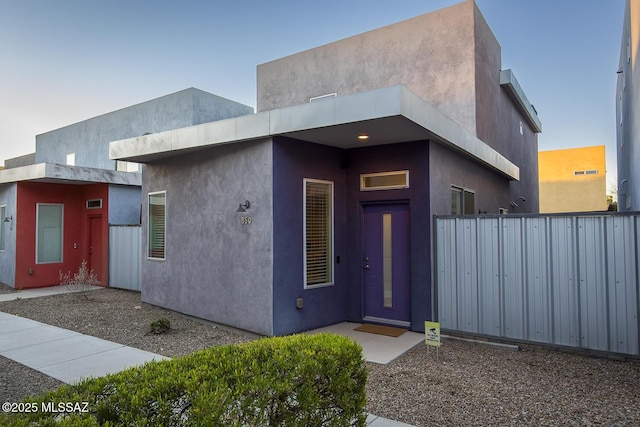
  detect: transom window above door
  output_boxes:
[360,171,409,191]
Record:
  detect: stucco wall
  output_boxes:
[108,185,142,225]
[272,137,348,335]
[429,142,513,217]
[472,3,540,212]
[617,0,640,211]
[257,1,478,136]
[15,182,109,288]
[539,146,607,213]
[36,88,253,170]
[0,184,17,286]
[141,140,274,336]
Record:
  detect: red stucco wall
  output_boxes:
[15,182,109,289]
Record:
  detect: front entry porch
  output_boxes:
[307,322,424,365]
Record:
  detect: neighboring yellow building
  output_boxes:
[538,146,607,213]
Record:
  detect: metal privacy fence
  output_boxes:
[435,212,640,356]
[108,225,142,291]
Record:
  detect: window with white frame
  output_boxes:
[451,186,475,215]
[0,205,5,251]
[148,191,166,260]
[304,179,334,287]
[36,204,63,263]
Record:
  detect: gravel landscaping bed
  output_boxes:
[1,286,640,426]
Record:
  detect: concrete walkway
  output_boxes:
[0,284,102,302]
[0,286,416,426]
[0,311,167,383]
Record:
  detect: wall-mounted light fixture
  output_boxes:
[3,215,12,223]
[236,200,251,213]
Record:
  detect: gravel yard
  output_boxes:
[1,286,639,426]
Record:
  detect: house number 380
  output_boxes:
[240,216,252,225]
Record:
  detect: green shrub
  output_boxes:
[1,333,367,426]
[148,318,171,335]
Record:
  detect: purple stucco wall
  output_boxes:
[272,137,432,334]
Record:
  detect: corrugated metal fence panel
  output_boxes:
[477,218,501,336]
[457,218,478,333]
[108,225,142,291]
[436,218,458,331]
[436,213,640,356]
[605,215,639,355]
[501,217,525,340]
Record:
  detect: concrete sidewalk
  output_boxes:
[0,311,167,383]
[0,284,102,302]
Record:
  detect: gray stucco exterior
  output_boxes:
[35,88,253,170]
[141,140,274,335]
[258,0,540,213]
[111,0,541,336]
[257,1,478,136]
[617,0,640,211]
[108,185,142,225]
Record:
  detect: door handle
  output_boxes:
[363,264,370,269]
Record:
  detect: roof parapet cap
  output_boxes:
[500,69,542,133]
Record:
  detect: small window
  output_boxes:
[451,186,475,215]
[148,191,166,260]
[361,171,409,191]
[116,160,141,172]
[86,199,102,209]
[66,153,75,166]
[36,204,63,263]
[304,179,334,288]
[0,205,5,251]
[574,170,598,176]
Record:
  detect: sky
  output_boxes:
[0,0,626,191]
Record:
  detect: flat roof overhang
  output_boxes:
[0,163,141,186]
[110,85,519,181]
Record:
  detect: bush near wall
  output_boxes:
[1,333,367,427]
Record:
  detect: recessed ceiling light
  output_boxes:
[357,134,369,140]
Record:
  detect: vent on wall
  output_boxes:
[309,93,337,103]
[86,199,102,209]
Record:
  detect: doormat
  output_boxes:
[354,324,407,337]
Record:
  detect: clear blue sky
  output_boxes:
[0,0,625,189]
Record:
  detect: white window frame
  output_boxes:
[36,203,64,264]
[303,178,334,289]
[148,191,166,261]
[360,170,409,191]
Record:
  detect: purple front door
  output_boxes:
[362,203,411,327]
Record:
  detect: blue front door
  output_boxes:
[362,203,411,327]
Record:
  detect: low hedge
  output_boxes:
[1,333,367,426]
